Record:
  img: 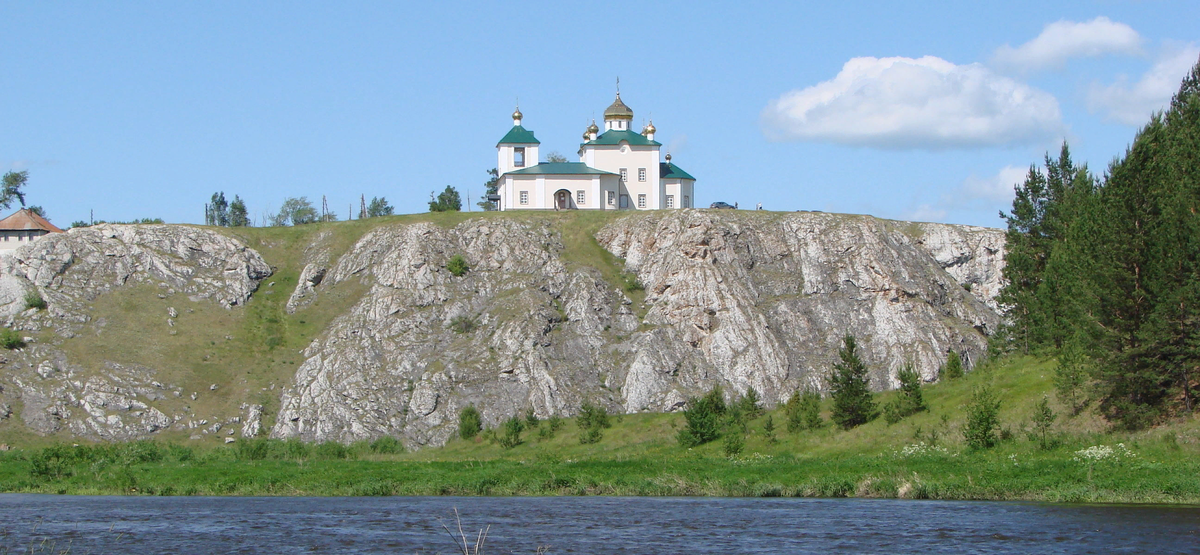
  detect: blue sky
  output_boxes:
[2,1,1197,228]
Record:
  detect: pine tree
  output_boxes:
[829,335,877,429]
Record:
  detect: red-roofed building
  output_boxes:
[0,208,64,254]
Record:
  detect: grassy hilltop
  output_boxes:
[2,353,1198,503]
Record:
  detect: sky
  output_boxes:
[1,1,1197,229]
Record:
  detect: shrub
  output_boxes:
[678,385,727,447]
[447,254,469,277]
[0,328,24,350]
[723,429,745,456]
[576,402,611,445]
[884,363,927,425]
[236,438,270,461]
[829,335,877,429]
[763,415,777,444]
[1030,395,1057,450]
[800,390,823,430]
[940,350,964,380]
[458,405,482,440]
[498,415,524,449]
[524,407,539,429]
[369,435,405,454]
[24,291,46,310]
[448,315,476,334]
[964,386,1002,449]
[313,441,350,460]
[735,386,763,419]
[1054,340,1089,415]
[619,272,644,293]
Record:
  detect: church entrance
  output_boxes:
[555,190,572,210]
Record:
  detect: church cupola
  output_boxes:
[586,119,599,141]
[603,92,634,131]
[512,106,523,126]
[642,120,656,141]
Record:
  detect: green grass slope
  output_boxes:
[2,355,1198,502]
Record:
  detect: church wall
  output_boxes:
[588,144,661,209]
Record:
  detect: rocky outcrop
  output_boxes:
[0,213,1006,447]
[0,224,272,441]
[271,211,1004,447]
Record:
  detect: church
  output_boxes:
[495,92,695,211]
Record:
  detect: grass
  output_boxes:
[1,355,1198,502]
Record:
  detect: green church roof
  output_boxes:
[505,162,616,176]
[497,125,541,145]
[582,129,661,147]
[660,162,695,181]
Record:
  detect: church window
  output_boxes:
[666,195,674,208]
[514,148,525,168]
[683,195,690,208]
[577,190,585,205]
[620,168,628,182]
[638,168,646,181]
[607,191,615,205]
[637,194,646,208]
[520,191,529,205]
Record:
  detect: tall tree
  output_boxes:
[429,185,462,212]
[207,192,230,226]
[828,335,877,429]
[229,196,250,227]
[367,196,394,217]
[1,170,28,210]
[545,151,569,163]
[271,197,318,226]
[477,168,500,211]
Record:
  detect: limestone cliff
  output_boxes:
[0,212,1005,448]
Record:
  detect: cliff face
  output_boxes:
[0,212,1005,448]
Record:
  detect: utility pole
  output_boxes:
[360,194,367,219]
[321,195,329,221]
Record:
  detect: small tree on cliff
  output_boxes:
[829,335,877,429]
[458,405,482,440]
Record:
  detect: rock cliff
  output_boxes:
[0,212,1005,448]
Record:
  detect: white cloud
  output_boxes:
[961,165,1027,203]
[905,165,1026,224]
[905,204,946,223]
[992,17,1142,72]
[1087,43,1200,126]
[761,56,1063,149]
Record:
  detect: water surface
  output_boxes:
[2,494,1197,554]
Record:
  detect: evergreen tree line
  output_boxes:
[997,56,1200,429]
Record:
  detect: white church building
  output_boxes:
[495,92,695,211]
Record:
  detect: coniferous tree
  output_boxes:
[829,335,877,429]
[477,168,500,211]
[429,186,462,212]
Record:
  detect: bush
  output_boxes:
[884,363,927,425]
[458,405,482,440]
[24,291,46,310]
[762,415,778,444]
[524,407,540,429]
[369,435,404,454]
[723,429,745,456]
[735,386,763,419]
[1054,340,1089,415]
[313,441,350,460]
[940,350,964,380]
[448,315,476,334]
[576,402,611,444]
[1030,395,1058,450]
[447,254,469,277]
[678,386,727,447]
[964,386,1002,449]
[236,438,270,461]
[0,328,24,350]
[498,415,524,449]
[784,388,823,432]
[619,272,644,293]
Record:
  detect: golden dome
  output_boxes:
[603,93,633,120]
[643,120,656,135]
[512,107,523,121]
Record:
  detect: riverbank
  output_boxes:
[2,356,1198,503]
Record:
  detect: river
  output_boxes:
[2,494,1197,553]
